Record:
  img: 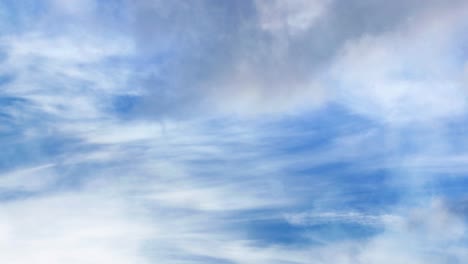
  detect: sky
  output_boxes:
[0,0,468,263]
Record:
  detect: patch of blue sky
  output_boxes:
[0,0,46,33]
[112,94,142,117]
[142,243,237,264]
[440,115,468,153]
[288,166,398,205]
[426,176,468,200]
[0,135,72,170]
[0,99,85,172]
[0,74,13,86]
[245,217,383,247]
[0,188,40,202]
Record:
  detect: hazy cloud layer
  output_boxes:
[124,0,468,120]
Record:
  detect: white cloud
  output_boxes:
[330,2,468,123]
[284,211,399,227]
[48,0,96,17]
[3,33,131,66]
[0,31,133,122]
[255,0,331,35]
[0,164,56,192]
[0,190,154,264]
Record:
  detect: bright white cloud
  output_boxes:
[0,164,56,191]
[330,2,468,123]
[255,0,331,35]
[0,190,154,264]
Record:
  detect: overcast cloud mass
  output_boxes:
[1,0,468,263]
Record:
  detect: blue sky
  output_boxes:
[1,0,468,263]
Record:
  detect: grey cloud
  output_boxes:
[123,0,463,118]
